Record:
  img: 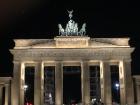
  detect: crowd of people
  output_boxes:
[91,99,104,105]
[63,98,121,105]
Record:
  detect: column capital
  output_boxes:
[119,60,132,63]
[55,61,63,66]
[13,61,20,64]
[0,84,4,88]
[4,83,9,86]
[55,60,62,62]
[80,60,89,64]
[136,81,140,85]
[24,61,40,66]
[36,60,43,63]
[100,60,110,63]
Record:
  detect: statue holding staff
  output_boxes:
[67,10,73,19]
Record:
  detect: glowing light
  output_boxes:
[49,93,52,98]
[115,83,119,87]
[24,85,28,91]
[115,83,120,90]
[93,98,96,101]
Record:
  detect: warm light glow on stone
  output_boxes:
[13,37,131,49]
[21,62,25,81]
[9,36,135,105]
[119,61,124,79]
[100,61,103,78]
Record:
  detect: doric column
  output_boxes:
[100,61,112,105]
[81,61,90,105]
[0,84,3,105]
[119,61,134,105]
[20,62,25,105]
[11,61,25,105]
[34,62,44,105]
[136,83,140,104]
[4,84,10,105]
[55,61,63,105]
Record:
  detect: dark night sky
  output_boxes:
[0,0,140,76]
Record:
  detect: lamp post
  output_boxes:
[24,85,28,105]
[115,83,119,103]
[24,85,28,91]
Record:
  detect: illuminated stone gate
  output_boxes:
[10,11,135,105]
[10,36,134,105]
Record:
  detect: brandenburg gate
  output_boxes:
[9,11,135,105]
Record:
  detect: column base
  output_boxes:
[127,103,135,105]
[105,103,112,105]
[137,103,140,105]
[83,102,91,105]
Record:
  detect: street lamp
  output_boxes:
[115,83,120,103]
[24,85,28,91]
[115,83,119,90]
[49,93,53,104]
[24,84,28,105]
